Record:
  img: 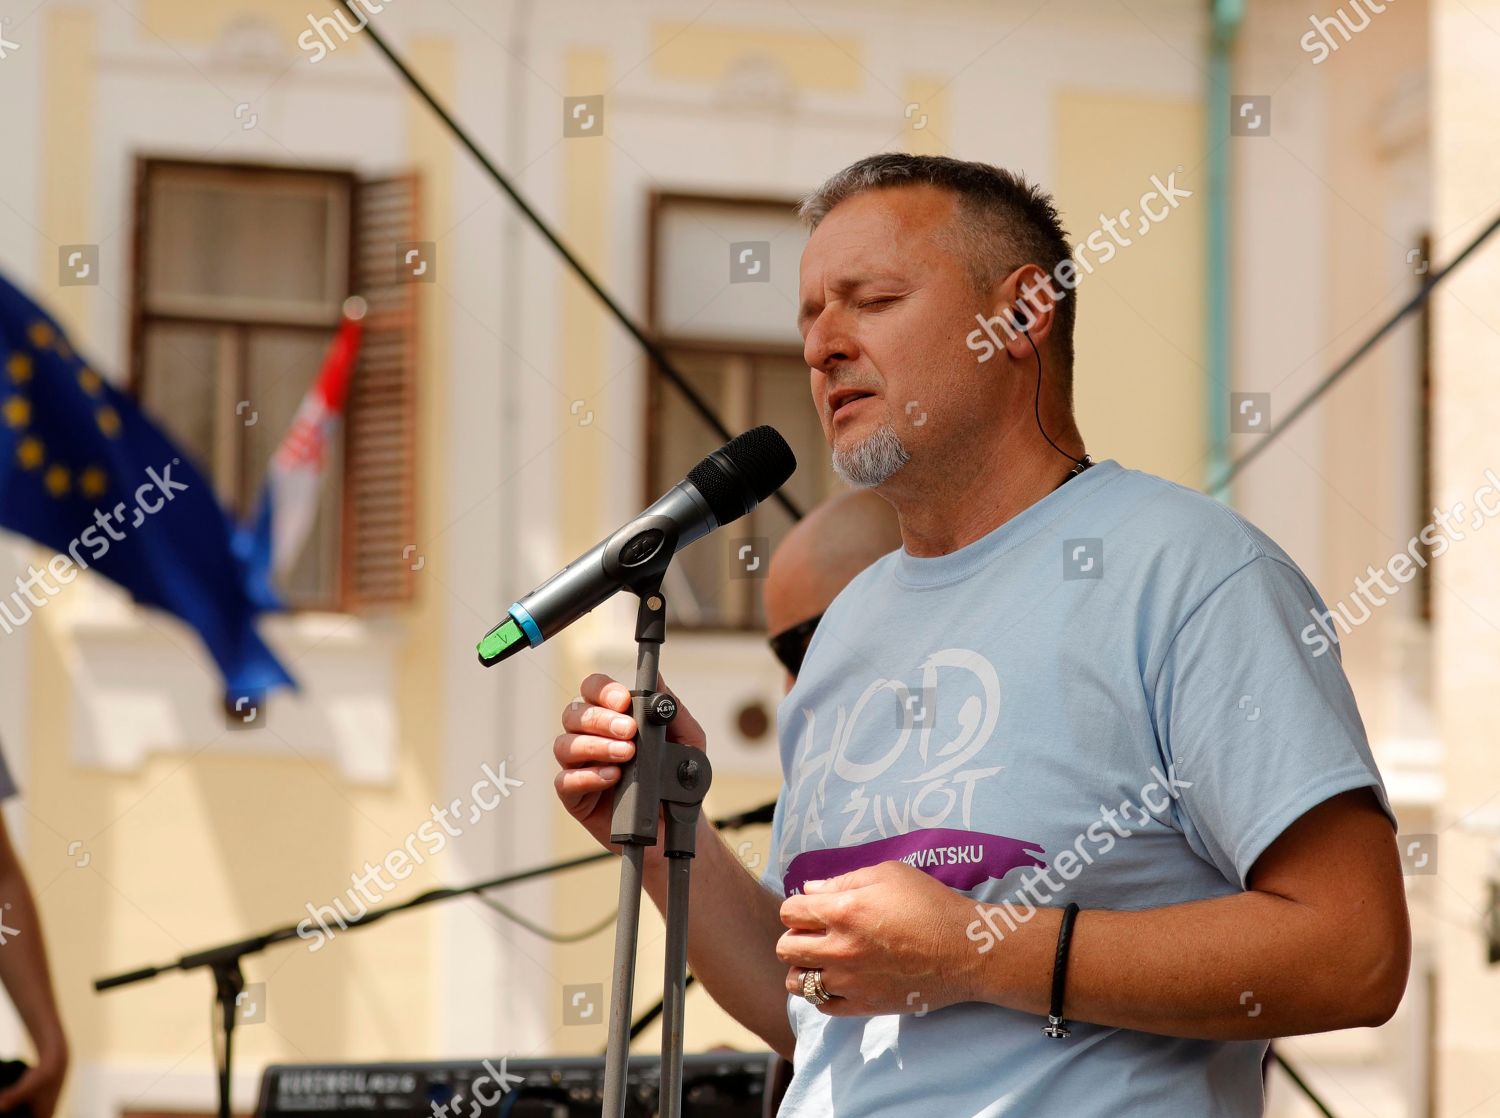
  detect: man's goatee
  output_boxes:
[832,422,911,488]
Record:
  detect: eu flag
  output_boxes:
[0,270,295,697]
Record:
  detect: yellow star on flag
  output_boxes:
[96,405,121,437]
[79,466,108,499]
[16,436,43,470]
[3,396,29,428]
[43,464,70,497]
[78,367,103,395]
[6,353,30,383]
[27,322,54,349]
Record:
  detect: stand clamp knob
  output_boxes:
[645,692,678,726]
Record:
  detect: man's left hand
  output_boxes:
[777,860,977,1017]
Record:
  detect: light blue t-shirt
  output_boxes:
[762,459,1394,1118]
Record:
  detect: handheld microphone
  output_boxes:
[477,425,797,666]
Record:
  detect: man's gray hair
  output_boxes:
[798,153,1077,375]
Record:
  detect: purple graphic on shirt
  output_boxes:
[782,827,1047,896]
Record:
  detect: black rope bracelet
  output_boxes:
[1043,902,1081,1038]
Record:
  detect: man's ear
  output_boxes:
[991,264,1057,360]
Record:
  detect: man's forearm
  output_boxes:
[643,817,794,1058]
[968,890,1408,1040]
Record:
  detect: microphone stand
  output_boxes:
[600,573,710,1118]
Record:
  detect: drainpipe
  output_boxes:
[1208,0,1242,499]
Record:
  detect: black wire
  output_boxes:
[1270,1050,1338,1118]
[1023,329,1088,470]
[466,803,775,947]
[477,895,617,944]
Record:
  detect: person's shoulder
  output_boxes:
[1092,463,1308,591]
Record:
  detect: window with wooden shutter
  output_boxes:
[342,174,420,609]
[129,158,418,613]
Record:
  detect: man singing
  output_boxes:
[552,153,1408,1116]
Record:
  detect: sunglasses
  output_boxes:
[768,612,824,677]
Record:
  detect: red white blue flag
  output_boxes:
[237,297,364,608]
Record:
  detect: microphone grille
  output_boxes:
[688,425,797,525]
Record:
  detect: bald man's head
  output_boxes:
[764,489,904,642]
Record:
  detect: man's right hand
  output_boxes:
[553,671,707,853]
